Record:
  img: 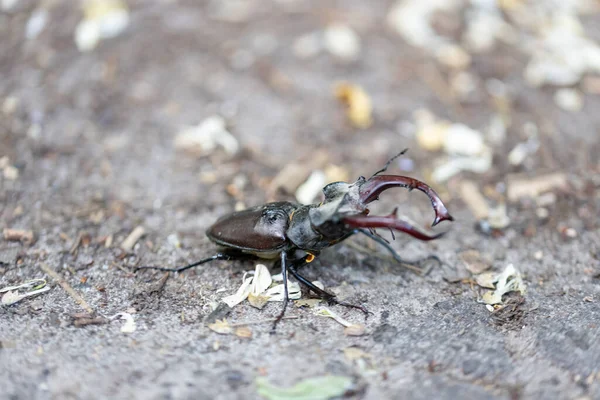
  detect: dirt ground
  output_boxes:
[1,1,600,399]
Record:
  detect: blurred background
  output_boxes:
[1,1,599,399]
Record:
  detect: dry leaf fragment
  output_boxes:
[475,271,497,289]
[234,326,253,338]
[334,82,373,129]
[481,264,526,305]
[208,319,233,335]
[315,307,353,327]
[265,281,301,302]
[248,293,270,310]
[75,0,130,52]
[251,264,272,295]
[459,250,492,274]
[1,279,49,306]
[222,274,253,308]
[256,376,353,400]
[344,324,366,336]
[343,347,371,361]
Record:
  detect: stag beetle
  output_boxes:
[141,151,454,329]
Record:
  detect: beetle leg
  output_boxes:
[137,250,255,273]
[287,256,370,317]
[359,175,454,226]
[271,251,290,333]
[356,228,441,275]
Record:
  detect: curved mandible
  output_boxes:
[359,175,454,226]
[343,212,446,241]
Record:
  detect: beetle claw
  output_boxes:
[359,175,454,227]
[343,214,446,241]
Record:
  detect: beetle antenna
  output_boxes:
[370,148,409,178]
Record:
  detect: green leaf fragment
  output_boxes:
[256,376,352,400]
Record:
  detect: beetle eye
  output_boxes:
[322,182,345,200]
[263,209,284,224]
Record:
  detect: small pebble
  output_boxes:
[2,96,18,114]
[324,24,360,61]
[3,165,18,180]
[295,170,326,205]
[435,44,471,69]
[554,89,584,112]
[230,49,255,70]
[535,207,549,220]
[293,32,321,59]
[25,8,48,40]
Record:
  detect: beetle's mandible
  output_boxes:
[140,150,454,330]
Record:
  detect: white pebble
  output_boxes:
[25,9,48,40]
[554,88,584,112]
[293,32,322,59]
[295,170,326,205]
[444,124,485,156]
[324,24,361,61]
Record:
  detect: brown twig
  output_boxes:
[40,262,94,314]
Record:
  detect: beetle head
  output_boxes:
[309,175,453,241]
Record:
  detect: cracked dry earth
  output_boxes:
[1,1,600,400]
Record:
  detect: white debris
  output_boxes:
[323,24,361,61]
[111,312,136,333]
[508,125,540,166]
[2,96,18,115]
[295,170,327,205]
[463,0,516,52]
[1,279,50,306]
[221,264,313,307]
[415,110,492,182]
[315,306,354,327]
[293,32,322,59]
[431,149,493,183]
[450,71,478,99]
[75,0,130,52]
[3,164,19,180]
[481,264,526,305]
[443,124,486,156]
[487,203,510,230]
[387,0,461,48]
[554,88,584,112]
[222,272,253,308]
[264,281,301,302]
[167,233,181,249]
[524,14,600,87]
[174,116,240,156]
[250,264,272,296]
[434,44,471,69]
[25,8,48,40]
[414,109,449,151]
